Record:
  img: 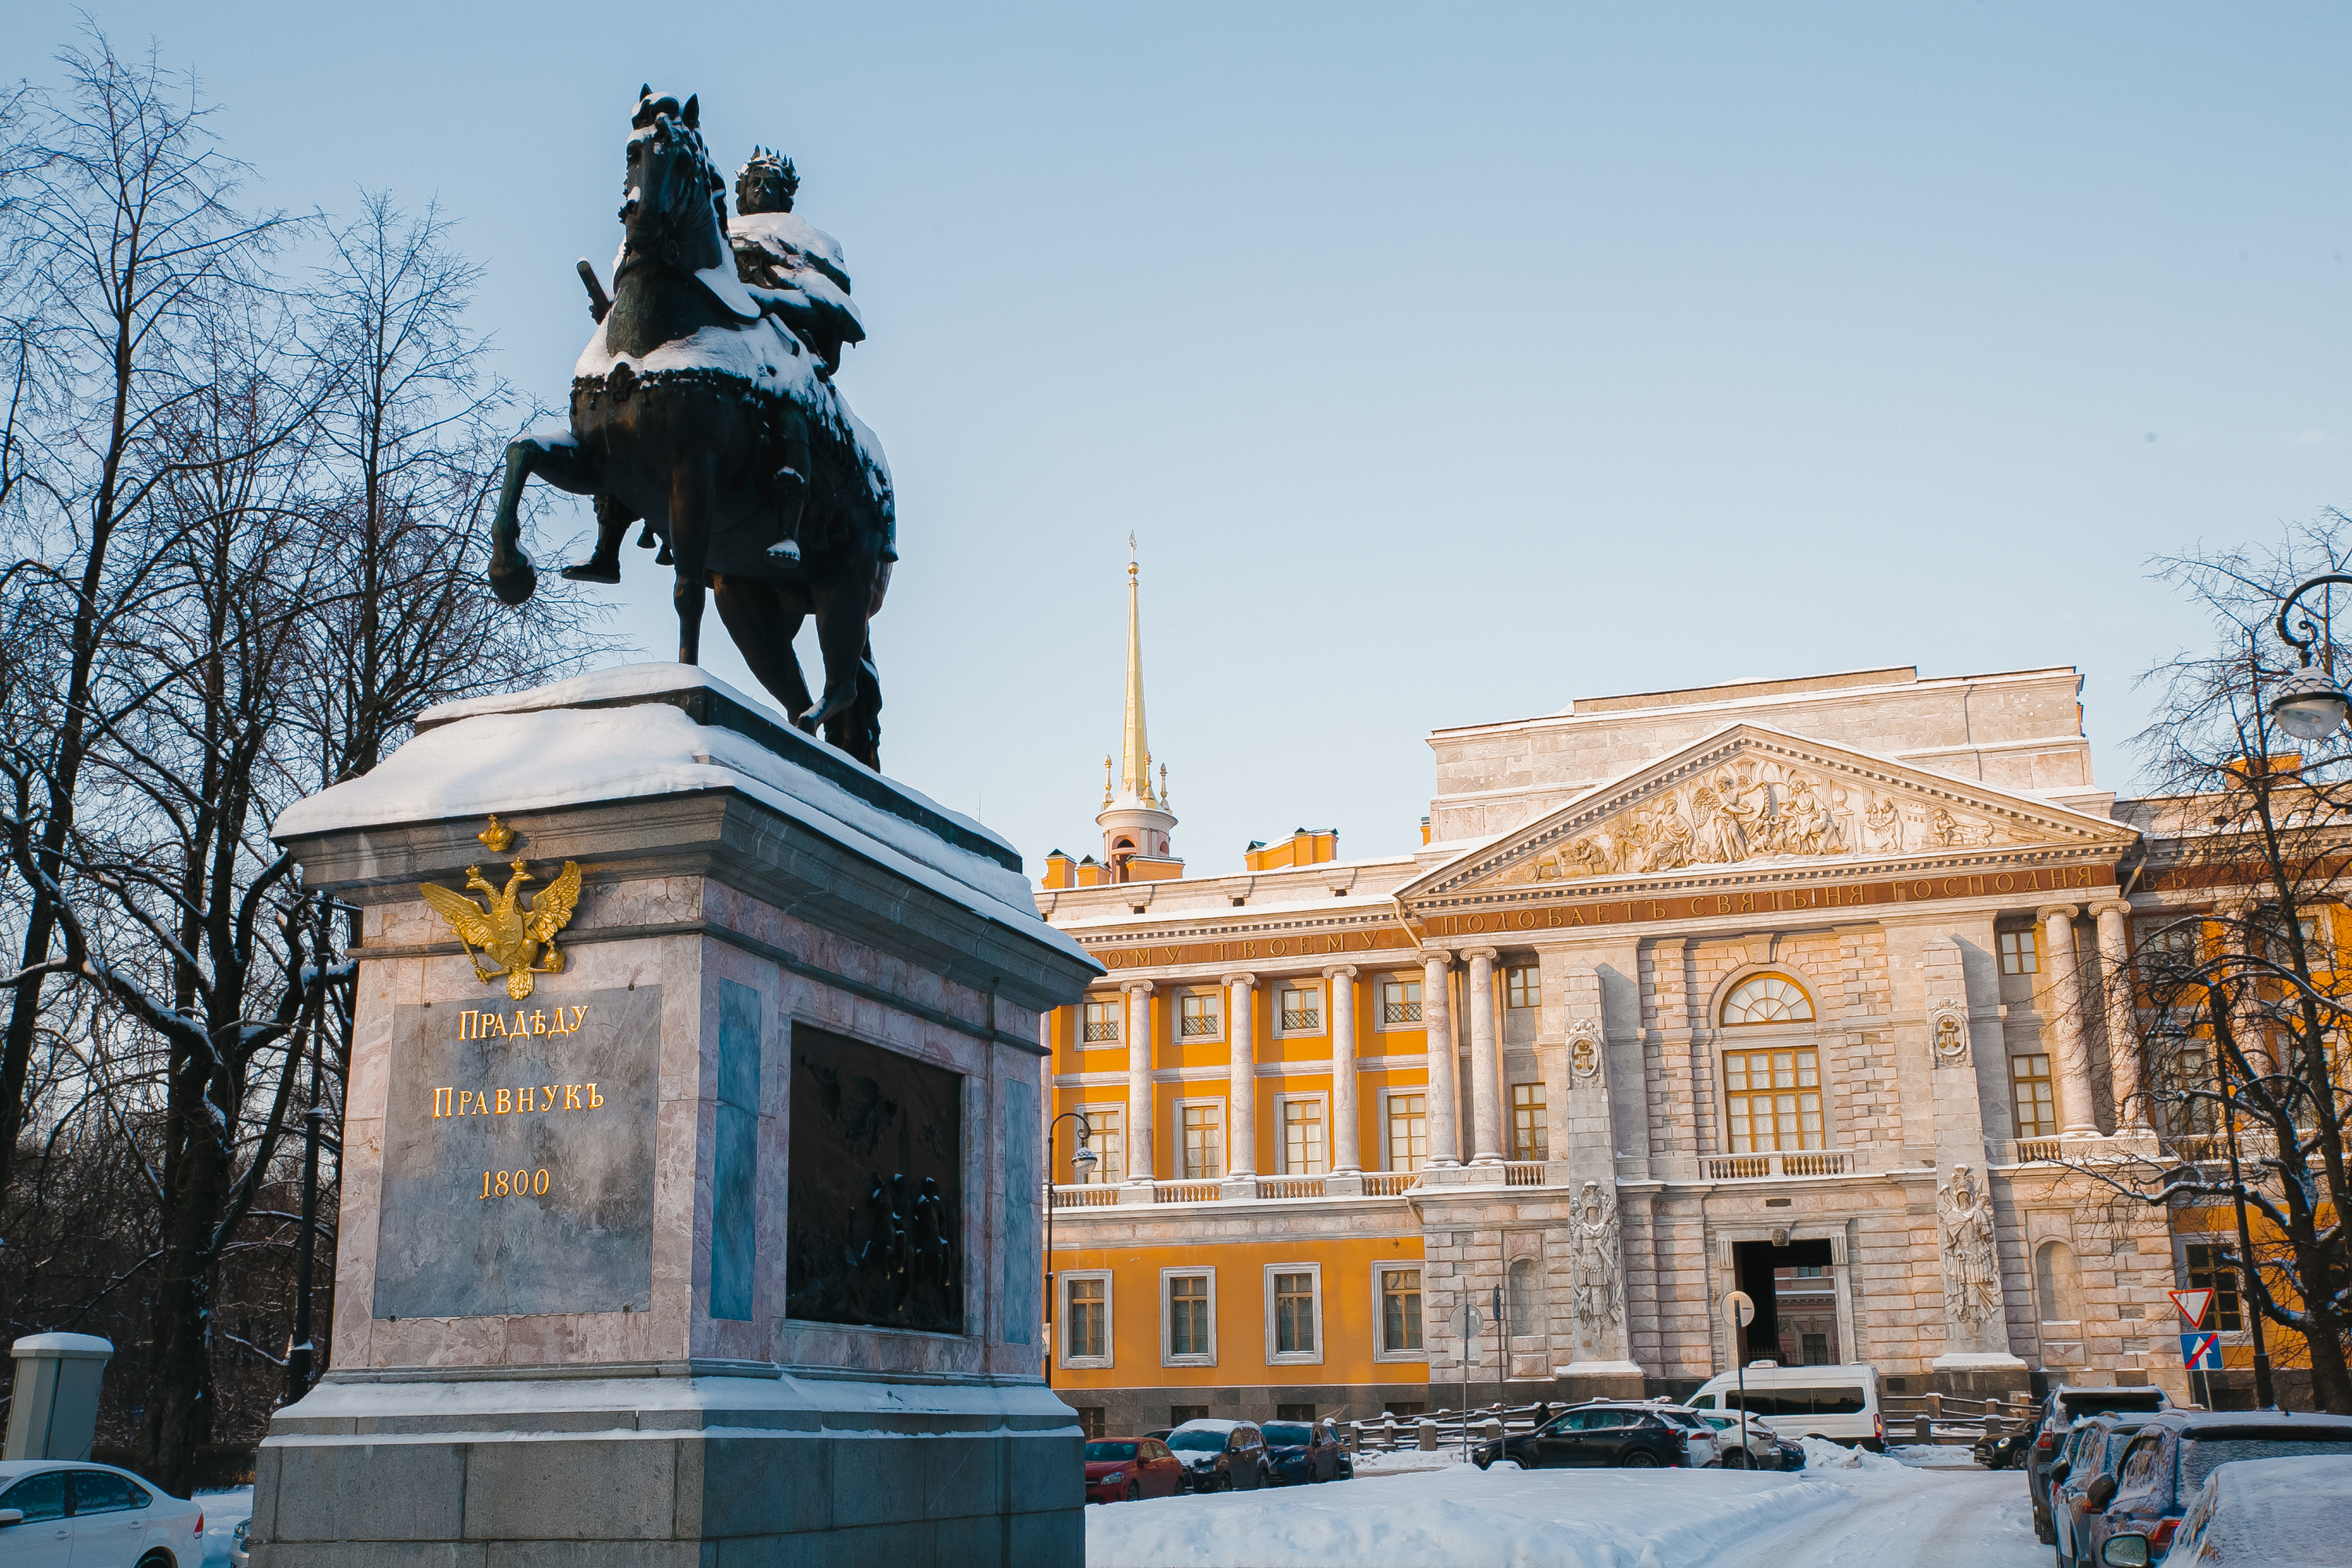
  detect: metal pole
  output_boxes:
[1041,1110,1094,1392]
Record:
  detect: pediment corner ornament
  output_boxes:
[1928,999,1970,1068]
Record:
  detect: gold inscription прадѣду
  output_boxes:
[460,1004,589,1040]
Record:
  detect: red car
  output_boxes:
[1084,1436,1185,1502]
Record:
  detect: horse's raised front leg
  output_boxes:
[711,575,814,720]
[668,453,716,665]
[488,434,601,605]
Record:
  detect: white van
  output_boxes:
[1687,1363,1884,1450]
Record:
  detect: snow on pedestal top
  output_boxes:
[272,664,1078,956]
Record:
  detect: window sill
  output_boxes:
[1268,1352,1325,1367]
[1058,1356,1115,1372]
[1373,1348,1428,1364]
[1162,1354,1216,1369]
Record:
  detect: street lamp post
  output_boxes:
[2268,572,2352,741]
[1042,1111,1095,1388]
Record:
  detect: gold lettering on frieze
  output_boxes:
[432,1083,604,1118]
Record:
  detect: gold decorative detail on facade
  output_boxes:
[477,814,517,853]
[419,851,583,1000]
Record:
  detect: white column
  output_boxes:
[1126,981,1156,1181]
[2039,905,2100,1137]
[1465,946,1504,1163]
[2090,900,2146,1131]
[1326,965,1360,1173]
[1225,972,1258,1177]
[1421,950,1461,1167]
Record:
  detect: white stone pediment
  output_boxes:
[1403,724,2137,902]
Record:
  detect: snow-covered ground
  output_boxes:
[193,1485,252,1566]
[1087,1453,2043,1568]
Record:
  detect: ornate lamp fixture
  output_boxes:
[2270,573,2352,740]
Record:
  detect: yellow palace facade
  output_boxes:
[1033,564,2306,1436]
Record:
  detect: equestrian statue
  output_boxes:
[486,88,893,768]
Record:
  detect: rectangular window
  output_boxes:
[1181,1104,1224,1180]
[1171,1404,1210,1425]
[2011,1054,2056,1139]
[1065,1276,1106,1360]
[1076,1107,1124,1183]
[1279,984,1323,1033]
[1083,1000,1121,1044]
[1387,1092,1427,1171]
[1722,1047,1824,1152]
[1999,930,2039,976]
[1274,1271,1318,1355]
[1168,1273,1212,1359]
[1276,1403,1316,1422]
[1801,1333,1830,1367]
[1506,964,1540,1010]
[1180,991,1221,1038]
[1381,978,1423,1025]
[1075,1406,1106,1439]
[1380,1267,1424,1353]
[1282,1098,1326,1175]
[2186,1243,2245,1331]
[1510,1083,1548,1160]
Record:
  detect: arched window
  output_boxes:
[2035,1240,2084,1323]
[1720,973,1815,1026]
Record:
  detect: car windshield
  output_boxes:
[1084,1442,1138,1461]
[1261,1424,1313,1446]
[2182,1436,2352,1494]
[1167,1430,1229,1451]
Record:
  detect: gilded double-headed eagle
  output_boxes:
[419,848,583,1001]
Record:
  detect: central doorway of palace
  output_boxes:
[1731,1237,1841,1367]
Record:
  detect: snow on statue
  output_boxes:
[1936,1163,2001,1327]
[486,89,895,769]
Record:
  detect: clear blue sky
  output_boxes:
[20,3,2352,873]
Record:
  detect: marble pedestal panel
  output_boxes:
[252,666,1101,1566]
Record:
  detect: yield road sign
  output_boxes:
[2168,1288,2213,1329]
[2181,1331,2222,1370]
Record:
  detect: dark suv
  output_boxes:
[2029,1385,2169,1544]
[1166,1419,1269,1491]
[1473,1403,1690,1470]
[2077,1410,2352,1565]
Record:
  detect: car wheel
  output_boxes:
[1621,1451,1660,1469]
[1125,1481,1141,1502]
[1722,1448,1750,1470]
[1218,1471,1234,1493]
[2035,1515,2056,1545]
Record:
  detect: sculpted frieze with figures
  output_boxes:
[1516,759,2008,885]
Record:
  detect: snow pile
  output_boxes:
[194,1486,252,1566]
[1797,1436,1904,1473]
[1087,1465,1839,1568]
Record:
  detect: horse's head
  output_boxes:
[620,87,727,278]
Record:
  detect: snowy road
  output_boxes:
[1711,1465,2045,1568]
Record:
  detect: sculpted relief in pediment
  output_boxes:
[1510,759,2009,885]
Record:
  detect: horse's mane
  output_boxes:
[637,114,730,277]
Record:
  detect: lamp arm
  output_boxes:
[2274,572,2352,662]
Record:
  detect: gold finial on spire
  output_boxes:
[1160,762,1169,809]
[1102,754,1113,806]
[1119,540,1150,804]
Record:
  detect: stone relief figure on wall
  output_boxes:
[1517,754,2009,887]
[1569,1181,1624,1327]
[1936,1164,2002,1327]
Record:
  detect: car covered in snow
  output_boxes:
[2137,1452,2352,1567]
[1083,1437,1185,1503]
[1261,1419,1348,1485]
[2031,1383,2171,1544]
[1166,1418,1269,1491]
[1472,1402,1693,1470]
[2052,1412,2155,1568]
[0,1460,209,1566]
[2075,1410,2352,1567]
[1692,1409,1798,1470]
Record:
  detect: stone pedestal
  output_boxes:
[249,666,1099,1566]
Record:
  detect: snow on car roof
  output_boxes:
[1170,1417,1250,1432]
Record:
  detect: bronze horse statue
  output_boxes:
[486,90,892,768]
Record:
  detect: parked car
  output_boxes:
[1594,1402,1725,1467]
[2053,1414,2154,1568]
[2076,1410,2352,1567]
[1261,1420,1345,1485]
[1473,1402,1691,1470]
[1083,1436,1185,1503]
[1167,1418,1269,1491]
[0,1459,209,1567]
[1686,1363,1886,1450]
[1694,1410,1794,1469]
[2031,1385,2172,1544]
[1974,1427,2030,1470]
[230,1515,251,1567]
[2136,1452,2352,1567]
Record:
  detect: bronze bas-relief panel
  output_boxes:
[786,1025,964,1334]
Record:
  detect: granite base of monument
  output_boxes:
[249,666,1098,1566]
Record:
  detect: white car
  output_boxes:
[0,1459,207,1566]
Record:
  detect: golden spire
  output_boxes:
[1121,538,1154,804]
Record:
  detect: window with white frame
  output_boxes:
[1375,1265,1425,1358]
[1180,1103,1224,1180]
[1083,999,1121,1044]
[1280,1096,1327,1174]
[1075,1105,1124,1183]
[1505,964,1540,1011]
[1179,990,1222,1040]
[1279,983,1323,1034]
[1265,1264,1323,1363]
[1386,1091,1427,1171]
[1381,977,1422,1026]
[1061,1271,1112,1367]
[1163,1269,1215,1364]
